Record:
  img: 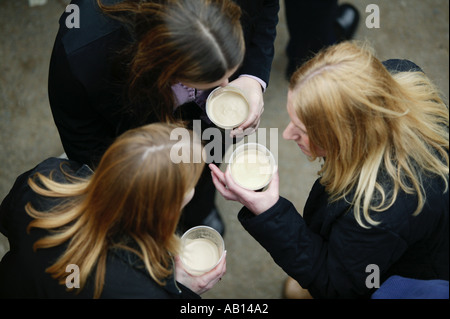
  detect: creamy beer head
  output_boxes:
[229,143,276,190]
[206,86,249,129]
[180,226,225,276]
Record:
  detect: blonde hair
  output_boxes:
[289,41,449,228]
[26,123,205,298]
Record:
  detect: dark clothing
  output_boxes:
[49,0,148,167]
[284,0,338,68]
[239,180,448,298]
[371,275,449,299]
[237,0,279,85]
[0,158,199,299]
[238,60,449,298]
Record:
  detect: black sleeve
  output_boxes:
[238,197,328,294]
[235,0,280,86]
[48,33,117,167]
[238,196,410,299]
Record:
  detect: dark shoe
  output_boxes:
[335,3,360,41]
[202,208,225,236]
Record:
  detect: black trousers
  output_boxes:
[285,0,338,73]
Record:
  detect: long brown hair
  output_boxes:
[290,41,449,227]
[98,0,245,124]
[26,123,205,298]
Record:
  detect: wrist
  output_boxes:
[249,195,280,216]
[237,74,266,92]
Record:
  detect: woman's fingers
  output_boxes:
[209,164,238,201]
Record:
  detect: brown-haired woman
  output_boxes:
[0,123,226,298]
[210,41,449,298]
[48,0,278,235]
[49,0,245,166]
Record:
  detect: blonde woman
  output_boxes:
[0,123,226,298]
[210,41,449,298]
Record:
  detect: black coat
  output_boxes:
[239,173,449,299]
[0,158,199,299]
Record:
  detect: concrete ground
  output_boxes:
[0,0,448,299]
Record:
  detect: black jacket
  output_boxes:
[0,157,199,299]
[48,0,279,166]
[239,176,448,298]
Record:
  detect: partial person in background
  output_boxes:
[284,0,359,79]
[0,123,226,298]
[210,41,449,298]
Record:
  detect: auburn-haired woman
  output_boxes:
[0,123,226,298]
[210,41,449,298]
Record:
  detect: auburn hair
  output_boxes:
[97,0,244,124]
[26,123,205,298]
